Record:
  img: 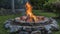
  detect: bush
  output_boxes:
[43,1,60,18]
[30,0,48,10]
[43,2,54,12]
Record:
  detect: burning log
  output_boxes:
[15,16,45,23]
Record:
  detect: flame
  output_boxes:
[25,2,38,22]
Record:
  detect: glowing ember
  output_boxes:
[25,2,38,22]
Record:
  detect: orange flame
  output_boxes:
[25,2,38,22]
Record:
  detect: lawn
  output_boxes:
[0,10,60,34]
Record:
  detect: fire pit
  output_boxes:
[4,16,59,34]
[4,2,59,34]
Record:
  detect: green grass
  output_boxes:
[0,10,60,34]
[33,10,56,17]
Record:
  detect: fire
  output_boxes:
[25,2,38,22]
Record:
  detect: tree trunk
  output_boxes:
[12,0,15,13]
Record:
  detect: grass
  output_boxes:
[0,10,60,34]
[33,10,56,17]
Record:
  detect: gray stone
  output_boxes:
[4,19,12,28]
[44,18,59,34]
[31,31,41,34]
[4,19,22,32]
[9,25,22,32]
[19,31,29,34]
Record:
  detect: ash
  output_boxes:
[4,17,59,34]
